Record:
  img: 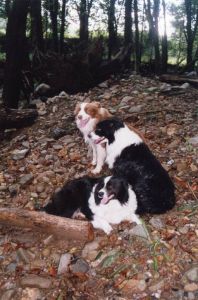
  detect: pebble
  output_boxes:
[70,258,89,274]
[52,128,67,140]
[129,224,150,240]
[21,287,42,300]
[184,283,198,292]
[12,149,29,160]
[82,239,101,261]
[123,279,147,293]
[189,136,198,146]
[129,104,143,113]
[149,280,165,292]
[19,174,34,186]
[185,266,198,282]
[149,217,164,229]
[57,253,72,275]
[36,184,45,193]
[20,275,52,289]
[53,144,63,150]
[120,96,133,105]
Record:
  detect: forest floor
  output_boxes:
[0,73,198,300]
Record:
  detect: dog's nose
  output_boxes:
[98,191,104,198]
[78,115,82,120]
[88,133,91,138]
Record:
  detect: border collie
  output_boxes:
[74,101,112,174]
[90,118,175,214]
[42,175,140,234]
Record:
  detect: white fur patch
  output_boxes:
[88,177,140,234]
[106,124,143,169]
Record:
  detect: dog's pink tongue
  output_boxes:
[101,195,109,204]
[80,118,89,128]
[101,194,114,204]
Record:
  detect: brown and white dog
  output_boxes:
[74,101,112,174]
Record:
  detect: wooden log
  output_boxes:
[159,74,198,87]
[0,108,38,129]
[0,208,94,246]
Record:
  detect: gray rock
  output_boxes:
[98,81,108,88]
[19,174,34,186]
[129,224,150,240]
[149,279,165,292]
[129,105,144,113]
[160,83,172,92]
[149,217,164,229]
[148,87,158,92]
[53,144,63,150]
[21,288,42,300]
[57,253,72,275]
[35,83,51,96]
[22,141,30,148]
[52,128,67,140]
[181,82,190,89]
[12,149,29,160]
[20,275,52,289]
[36,184,45,193]
[189,136,198,146]
[7,263,17,273]
[8,184,19,197]
[120,96,133,105]
[70,258,89,274]
[185,266,198,282]
[59,91,68,98]
[0,289,15,300]
[82,239,101,261]
[103,92,111,100]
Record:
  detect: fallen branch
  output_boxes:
[159,74,198,87]
[0,108,38,129]
[0,208,94,246]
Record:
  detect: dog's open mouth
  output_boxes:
[79,117,90,128]
[94,137,106,145]
[100,193,114,205]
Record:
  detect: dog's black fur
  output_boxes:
[43,176,98,219]
[94,118,175,214]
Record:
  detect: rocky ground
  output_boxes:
[0,73,198,300]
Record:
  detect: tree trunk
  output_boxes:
[0,208,94,247]
[134,0,141,72]
[161,0,168,73]
[79,0,89,46]
[108,0,117,60]
[3,0,29,109]
[30,0,44,52]
[124,0,133,65]
[60,0,67,53]
[49,0,59,52]
[5,0,11,17]
[153,0,160,73]
[124,0,133,45]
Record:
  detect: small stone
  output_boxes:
[59,91,68,98]
[189,136,198,146]
[8,184,19,197]
[7,262,17,273]
[184,283,198,292]
[52,128,67,140]
[21,288,42,300]
[0,289,15,300]
[38,110,47,116]
[149,217,164,229]
[82,239,101,261]
[120,96,133,105]
[98,81,108,88]
[129,224,150,240]
[53,144,63,150]
[12,149,29,160]
[36,184,45,193]
[185,267,198,282]
[22,141,30,148]
[57,253,72,275]
[20,275,52,289]
[17,248,30,264]
[148,87,158,92]
[19,174,34,186]
[129,105,143,113]
[181,82,190,89]
[70,258,89,274]
[123,279,147,293]
[42,248,51,257]
[149,280,165,292]
[103,92,111,100]
[35,83,51,96]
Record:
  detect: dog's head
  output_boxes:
[94,176,129,205]
[74,102,101,129]
[89,118,124,144]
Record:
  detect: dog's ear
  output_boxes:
[74,102,80,115]
[92,101,101,108]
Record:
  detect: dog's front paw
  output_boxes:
[91,167,102,174]
[103,224,113,235]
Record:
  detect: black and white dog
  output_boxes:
[43,175,140,234]
[90,118,175,214]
